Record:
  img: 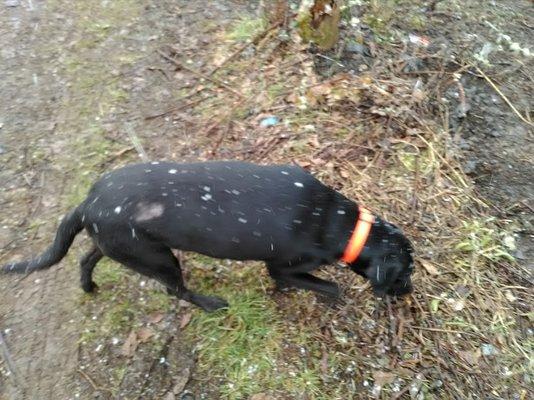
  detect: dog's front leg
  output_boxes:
[267,259,340,297]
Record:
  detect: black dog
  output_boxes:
[1,161,414,312]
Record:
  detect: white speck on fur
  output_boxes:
[376,266,380,282]
[270,243,274,251]
[162,193,168,197]
[281,171,289,175]
[131,228,137,239]
[238,218,247,224]
[168,169,177,174]
[294,182,304,188]
[293,219,302,224]
[231,189,240,195]
[175,202,182,207]
[91,196,100,205]
[232,237,240,243]
[203,186,211,192]
[114,206,122,214]
[201,193,212,201]
[92,223,99,233]
[312,212,321,216]
[337,210,345,215]
[144,169,151,173]
[151,161,160,165]
[253,231,262,237]
[134,202,164,222]
[252,174,260,179]
[81,214,86,222]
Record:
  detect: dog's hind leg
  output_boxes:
[107,243,228,312]
[80,244,103,293]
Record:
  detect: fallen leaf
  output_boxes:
[173,367,191,394]
[430,298,440,313]
[373,371,396,386]
[250,394,275,400]
[311,157,325,165]
[147,312,164,324]
[308,135,321,148]
[503,235,516,250]
[180,312,193,329]
[320,348,329,375]
[137,327,155,343]
[163,392,175,400]
[459,349,481,365]
[296,160,311,168]
[179,300,191,308]
[504,290,516,303]
[450,298,465,311]
[121,331,138,357]
[339,169,349,179]
[420,259,440,276]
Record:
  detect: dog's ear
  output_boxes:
[365,256,402,297]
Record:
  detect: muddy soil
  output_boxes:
[0,1,258,399]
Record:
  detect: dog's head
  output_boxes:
[348,220,414,297]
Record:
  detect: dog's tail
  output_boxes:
[1,207,84,274]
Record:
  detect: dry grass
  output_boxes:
[152,12,534,400]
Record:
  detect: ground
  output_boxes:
[0,1,532,400]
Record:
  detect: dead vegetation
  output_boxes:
[147,4,532,399]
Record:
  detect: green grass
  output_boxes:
[454,218,515,262]
[186,263,282,398]
[226,16,267,42]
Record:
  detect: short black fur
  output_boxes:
[1,161,414,312]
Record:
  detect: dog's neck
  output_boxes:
[320,193,364,261]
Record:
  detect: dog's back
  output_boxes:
[82,161,347,261]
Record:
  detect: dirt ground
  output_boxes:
[0,1,532,399]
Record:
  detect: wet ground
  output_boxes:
[0,0,532,399]
[0,1,256,398]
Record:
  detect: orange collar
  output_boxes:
[341,207,375,264]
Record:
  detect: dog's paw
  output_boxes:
[190,294,229,312]
[321,283,341,298]
[81,280,99,293]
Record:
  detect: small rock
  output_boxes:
[481,343,498,356]
[180,392,195,400]
[464,160,477,174]
[346,43,368,55]
[259,116,280,128]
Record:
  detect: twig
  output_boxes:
[408,325,481,337]
[125,124,149,163]
[210,121,232,157]
[386,297,397,350]
[0,330,20,387]
[200,94,252,138]
[315,53,345,68]
[474,66,532,126]
[144,98,204,120]
[208,22,282,76]
[158,50,243,98]
[78,369,113,394]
